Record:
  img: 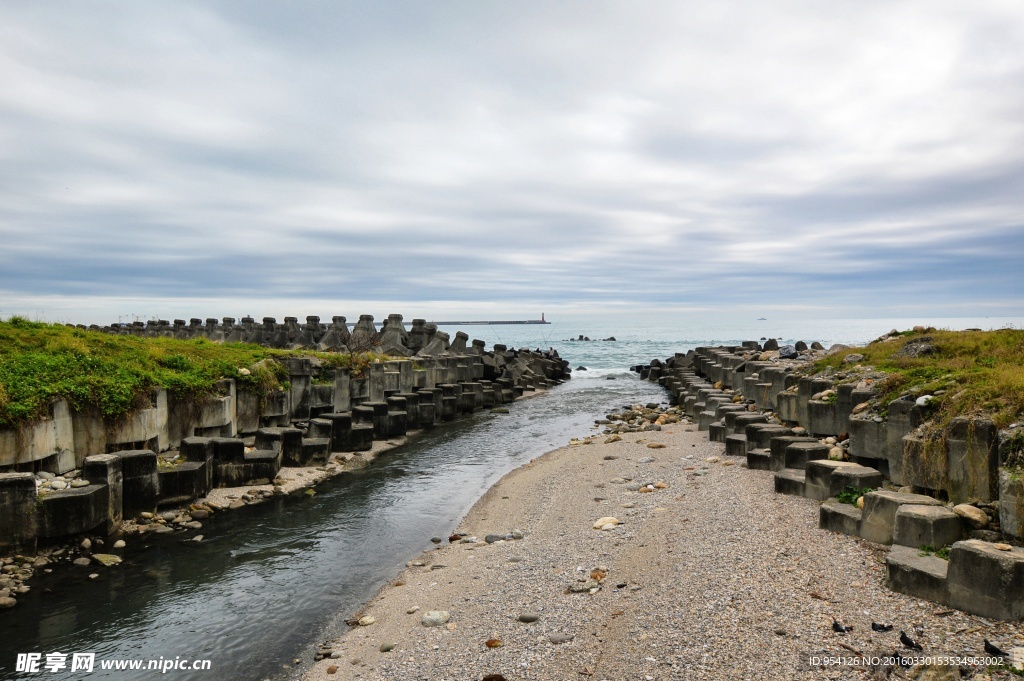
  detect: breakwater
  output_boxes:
[0,313,571,561]
[77,313,552,352]
[638,338,1024,621]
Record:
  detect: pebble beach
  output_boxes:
[302,407,1024,681]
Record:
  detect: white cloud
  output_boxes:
[1,0,1023,324]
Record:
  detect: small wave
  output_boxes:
[570,368,638,380]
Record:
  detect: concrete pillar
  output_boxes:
[82,454,123,535]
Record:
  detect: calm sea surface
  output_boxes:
[1,315,1021,680]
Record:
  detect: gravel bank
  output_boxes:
[302,423,1023,681]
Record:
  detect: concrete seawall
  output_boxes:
[0,313,571,556]
[638,340,1024,622]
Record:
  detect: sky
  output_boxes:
[1,1,1023,325]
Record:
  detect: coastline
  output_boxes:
[300,413,1021,680]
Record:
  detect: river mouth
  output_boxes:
[1,375,668,681]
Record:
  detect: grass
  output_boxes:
[918,545,951,560]
[813,327,1024,428]
[0,317,387,429]
[836,485,875,505]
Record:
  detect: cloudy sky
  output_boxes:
[1,1,1023,325]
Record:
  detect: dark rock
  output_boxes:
[778,345,798,359]
[969,529,1002,542]
[894,337,938,359]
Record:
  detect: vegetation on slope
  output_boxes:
[0,316,384,429]
[813,327,1024,428]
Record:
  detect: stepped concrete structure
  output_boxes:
[636,341,1024,622]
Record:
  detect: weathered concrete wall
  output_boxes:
[0,336,570,550]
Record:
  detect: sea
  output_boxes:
[1,315,1021,680]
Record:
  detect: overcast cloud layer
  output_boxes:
[1,1,1023,324]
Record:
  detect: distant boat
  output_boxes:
[757,317,767,321]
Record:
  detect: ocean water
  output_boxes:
[442,314,1024,375]
[2,314,1022,680]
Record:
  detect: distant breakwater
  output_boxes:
[78,313,551,356]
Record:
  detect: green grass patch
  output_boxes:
[836,485,875,505]
[918,545,951,560]
[813,327,1024,427]
[0,318,388,429]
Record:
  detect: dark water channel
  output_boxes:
[0,375,668,681]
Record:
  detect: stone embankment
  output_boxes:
[640,337,1024,625]
[0,313,571,609]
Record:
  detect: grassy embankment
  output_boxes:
[0,316,385,430]
[812,327,1024,429]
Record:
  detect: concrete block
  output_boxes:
[805,460,859,501]
[301,438,330,465]
[0,472,39,549]
[947,539,1024,620]
[769,436,818,472]
[261,390,290,426]
[725,435,747,457]
[893,505,963,549]
[999,468,1024,539]
[745,424,793,451]
[807,400,837,436]
[180,437,214,491]
[157,462,207,506]
[901,432,948,495]
[350,424,375,451]
[256,428,304,467]
[886,545,949,606]
[307,418,333,440]
[886,398,925,486]
[108,390,167,453]
[774,469,806,496]
[746,449,771,470]
[819,499,862,537]
[236,389,262,434]
[319,413,353,452]
[37,485,108,538]
[946,417,999,504]
[860,490,943,545]
[82,454,123,535]
[211,437,246,462]
[847,415,887,463]
[725,412,767,437]
[830,466,884,496]
[775,393,799,424]
[0,399,75,471]
[784,441,830,470]
[708,422,726,443]
[116,450,159,517]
